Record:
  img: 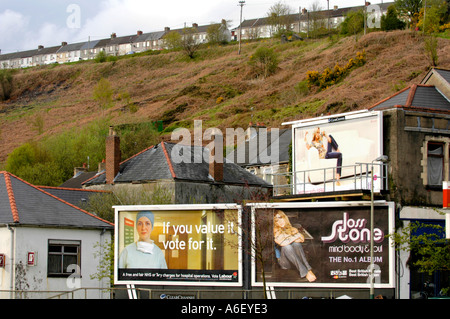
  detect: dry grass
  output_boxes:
[0,30,449,162]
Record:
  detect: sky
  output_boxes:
[0,0,377,54]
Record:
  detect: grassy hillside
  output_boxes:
[1,30,449,165]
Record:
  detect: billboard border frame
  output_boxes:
[248,200,396,289]
[113,204,243,287]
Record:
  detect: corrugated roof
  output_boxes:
[0,171,113,228]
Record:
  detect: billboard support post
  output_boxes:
[370,155,388,299]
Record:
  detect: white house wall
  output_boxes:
[0,226,111,299]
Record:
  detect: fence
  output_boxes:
[272,162,389,197]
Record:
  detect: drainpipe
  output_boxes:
[7,224,15,299]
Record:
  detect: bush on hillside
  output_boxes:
[248,46,279,78]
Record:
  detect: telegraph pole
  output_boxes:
[238,0,245,55]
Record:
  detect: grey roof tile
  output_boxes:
[0,172,113,228]
[84,142,270,187]
[370,85,450,112]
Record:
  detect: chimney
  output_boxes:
[164,27,170,32]
[98,159,106,173]
[38,45,44,50]
[137,30,143,35]
[73,163,88,177]
[334,5,338,10]
[192,23,198,28]
[111,33,117,38]
[61,41,67,46]
[105,126,121,184]
[209,134,223,182]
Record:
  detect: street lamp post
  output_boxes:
[370,155,388,299]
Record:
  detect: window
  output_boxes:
[427,142,444,186]
[47,240,81,277]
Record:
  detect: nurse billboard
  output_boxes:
[249,201,395,288]
[114,204,242,286]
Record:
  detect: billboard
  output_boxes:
[290,110,383,194]
[114,204,242,286]
[249,201,395,288]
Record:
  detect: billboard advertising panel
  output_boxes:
[291,111,383,194]
[114,204,242,286]
[250,201,395,288]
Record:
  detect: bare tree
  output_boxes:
[266,1,295,36]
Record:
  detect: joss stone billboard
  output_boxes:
[249,201,395,288]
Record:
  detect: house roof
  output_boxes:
[59,171,99,188]
[234,2,393,30]
[226,128,292,167]
[37,185,110,207]
[369,84,450,113]
[83,142,271,187]
[0,171,113,228]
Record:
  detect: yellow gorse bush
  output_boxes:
[306,50,366,90]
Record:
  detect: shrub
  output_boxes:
[95,50,108,63]
[0,69,13,101]
[306,50,366,90]
[248,46,279,78]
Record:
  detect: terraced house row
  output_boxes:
[0,2,392,69]
[0,20,230,69]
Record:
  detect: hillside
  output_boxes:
[1,30,449,164]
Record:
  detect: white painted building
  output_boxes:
[0,171,113,299]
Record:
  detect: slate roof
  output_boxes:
[0,171,113,228]
[369,84,450,113]
[83,142,271,187]
[433,68,450,83]
[226,128,292,167]
[59,171,99,188]
[37,186,110,207]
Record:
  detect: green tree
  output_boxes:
[206,21,230,45]
[389,220,450,275]
[417,0,448,33]
[93,78,114,112]
[94,50,108,63]
[0,69,13,101]
[340,10,365,36]
[381,5,406,30]
[248,46,279,79]
[395,0,423,27]
[180,27,201,59]
[162,31,182,50]
[117,122,160,160]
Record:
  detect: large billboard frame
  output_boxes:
[114,204,243,287]
[249,201,395,289]
[287,110,384,194]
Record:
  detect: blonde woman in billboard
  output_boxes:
[119,211,168,269]
[304,127,342,185]
[274,210,316,282]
